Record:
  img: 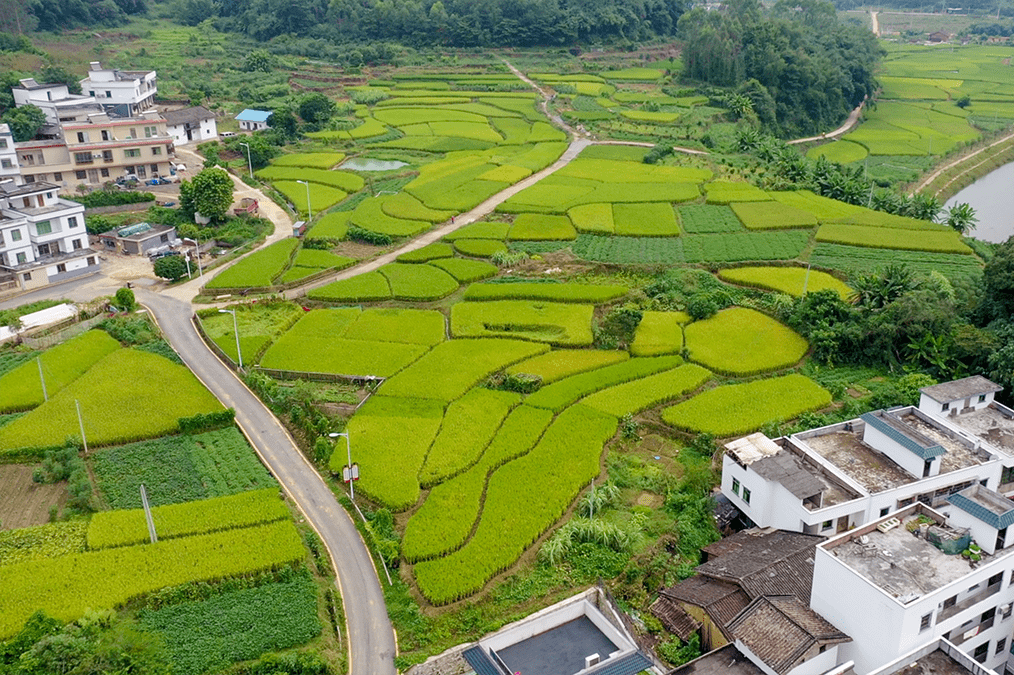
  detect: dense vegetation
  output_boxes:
[679,0,882,137]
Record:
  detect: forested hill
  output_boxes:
[679,0,882,137]
[179,0,688,45]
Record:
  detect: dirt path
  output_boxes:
[871,10,880,36]
[503,60,584,139]
[786,101,866,145]
[912,129,1014,196]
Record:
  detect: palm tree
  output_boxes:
[943,202,978,235]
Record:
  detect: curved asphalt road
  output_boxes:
[139,290,397,675]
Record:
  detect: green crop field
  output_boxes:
[0,520,305,639]
[450,301,594,346]
[0,330,119,413]
[429,257,499,282]
[280,249,355,284]
[580,363,711,417]
[568,203,615,234]
[462,282,627,303]
[273,181,349,216]
[0,349,224,457]
[731,201,817,230]
[139,573,320,675]
[815,224,973,254]
[526,355,684,412]
[306,212,351,241]
[379,339,549,402]
[443,222,510,240]
[769,190,861,221]
[807,140,869,163]
[199,302,305,365]
[414,404,617,604]
[705,181,772,204]
[0,521,87,566]
[419,388,521,486]
[402,404,554,562]
[662,373,832,436]
[677,205,744,233]
[382,193,454,224]
[631,311,688,356]
[683,231,810,262]
[340,396,445,509]
[87,488,288,550]
[809,244,983,283]
[507,214,577,241]
[255,166,364,193]
[719,266,852,299]
[684,307,809,375]
[505,349,630,383]
[612,203,680,236]
[272,152,345,169]
[92,427,276,509]
[453,238,508,257]
[308,272,392,302]
[343,308,446,345]
[205,239,298,290]
[397,243,455,263]
[378,263,460,300]
[350,197,431,238]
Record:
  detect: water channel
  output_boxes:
[339,158,408,172]
[944,161,1014,243]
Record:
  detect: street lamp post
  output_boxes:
[296,179,312,220]
[329,431,355,500]
[218,308,242,369]
[239,141,253,178]
[182,237,203,277]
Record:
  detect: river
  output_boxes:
[945,161,1014,244]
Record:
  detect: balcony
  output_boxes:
[949,615,996,646]
[939,580,1003,622]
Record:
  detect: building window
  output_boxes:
[87,256,96,266]
[989,572,1003,587]
[101,130,110,141]
[0,159,11,169]
[68,217,78,229]
[1003,604,1013,620]
[103,150,113,162]
[10,229,21,241]
[974,642,989,663]
[36,221,52,235]
[89,90,94,96]
[732,478,740,495]
[880,507,890,517]
[129,127,137,138]
[0,138,6,148]
[73,239,83,250]
[76,131,88,143]
[19,153,34,165]
[144,125,157,137]
[16,253,26,264]
[742,487,751,505]
[74,152,93,165]
[100,168,109,178]
[124,149,141,158]
[76,170,86,180]
[24,174,35,183]
[160,233,169,243]
[56,263,66,273]
[920,613,932,632]
[943,402,950,411]
[54,172,62,182]
[999,639,1007,655]
[150,164,159,173]
[106,90,112,98]
[944,595,957,610]
[822,520,833,531]
[980,394,987,403]
[152,146,161,155]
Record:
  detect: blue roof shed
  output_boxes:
[235,109,272,123]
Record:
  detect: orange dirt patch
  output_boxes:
[0,464,68,530]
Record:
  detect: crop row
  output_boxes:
[92,427,277,509]
[526,355,684,412]
[0,520,305,639]
[87,488,289,550]
[450,300,595,347]
[418,388,521,487]
[662,373,832,436]
[414,404,618,604]
[139,573,321,675]
[205,239,298,290]
[677,205,743,233]
[581,364,711,417]
[255,166,364,193]
[402,404,555,562]
[808,243,983,283]
[718,266,852,299]
[0,349,224,457]
[0,330,120,413]
[506,349,630,383]
[0,521,87,566]
[815,223,973,254]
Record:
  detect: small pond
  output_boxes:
[340,158,408,172]
[945,161,1014,244]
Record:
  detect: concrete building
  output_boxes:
[811,502,1014,674]
[868,637,1001,675]
[0,124,19,184]
[163,106,217,145]
[0,179,97,294]
[12,79,99,126]
[235,109,271,131]
[97,221,176,255]
[80,62,157,118]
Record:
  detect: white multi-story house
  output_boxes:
[12,79,99,126]
[80,62,157,118]
[811,500,1014,675]
[0,124,18,183]
[0,179,97,293]
[163,106,218,145]
[721,376,1014,537]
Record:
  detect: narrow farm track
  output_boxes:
[139,290,398,675]
[912,129,1014,196]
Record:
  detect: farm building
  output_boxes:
[97,221,177,255]
[163,106,218,145]
[235,109,271,131]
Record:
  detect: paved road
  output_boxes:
[139,290,397,675]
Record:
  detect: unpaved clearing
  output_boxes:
[0,464,68,530]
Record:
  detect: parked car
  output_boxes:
[146,176,171,186]
[148,249,180,259]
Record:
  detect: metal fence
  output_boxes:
[21,313,108,349]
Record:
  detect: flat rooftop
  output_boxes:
[896,411,991,473]
[947,404,1014,456]
[802,429,913,493]
[497,616,618,675]
[825,512,1008,603]
[893,649,976,675]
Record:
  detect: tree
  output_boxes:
[1,104,45,141]
[153,255,188,281]
[983,237,1014,320]
[242,49,275,72]
[298,92,336,126]
[956,94,972,108]
[114,287,135,311]
[179,167,233,223]
[943,202,978,235]
[39,65,82,95]
[267,107,298,140]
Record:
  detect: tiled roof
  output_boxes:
[861,411,946,460]
[750,450,825,499]
[726,597,850,675]
[948,485,1014,530]
[695,529,823,595]
[650,595,700,640]
[737,548,816,602]
[163,106,214,125]
[660,576,750,635]
[921,376,1002,403]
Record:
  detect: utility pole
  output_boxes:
[37,357,47,402]
[75,400,88,454]
[140,484,158,543]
